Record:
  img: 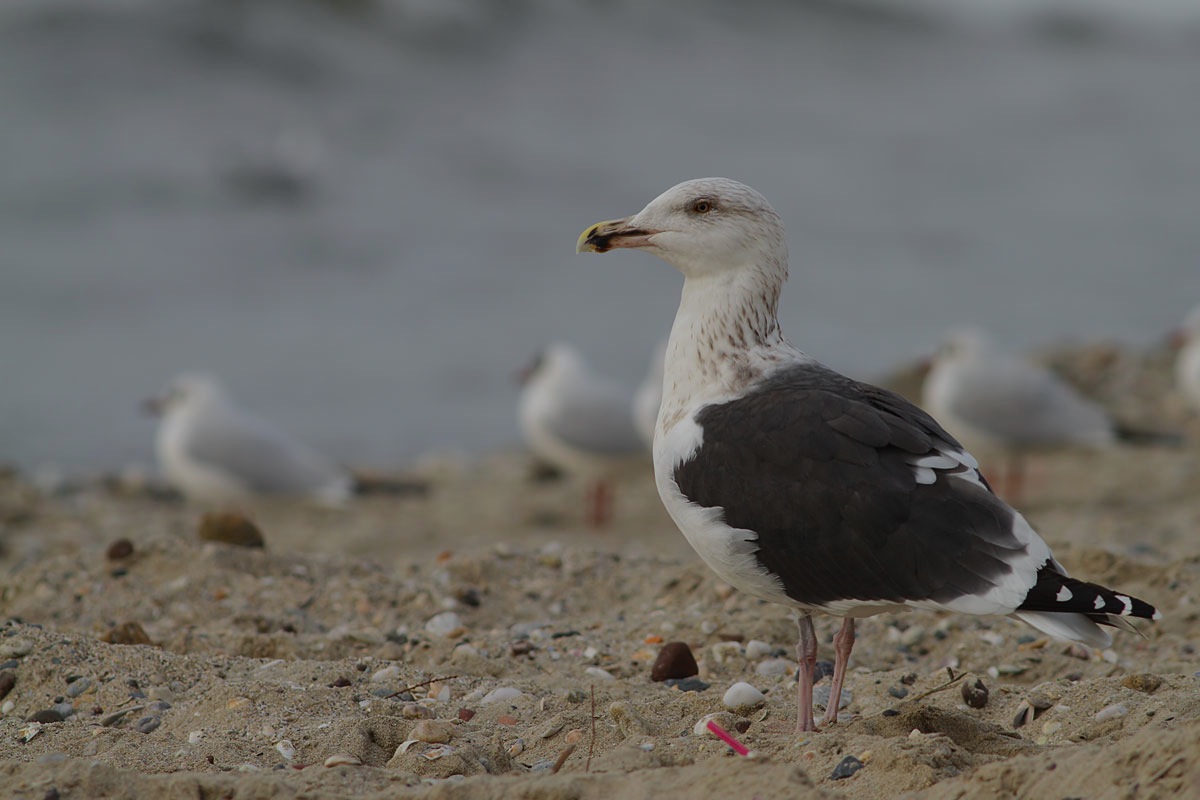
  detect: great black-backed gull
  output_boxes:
[577,178,1160,732]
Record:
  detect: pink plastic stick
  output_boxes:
[706,719,750,756]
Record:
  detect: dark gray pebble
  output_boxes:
[0,660,19,671]
[146,700,172,713]
[26,709,64,724]
[830,755,864,780]
[812,661,835,682]
[133,715,161,734]
[882,709,899,717]
[888,686,909,699]
[0,670,15,701]
[664,677,710,692]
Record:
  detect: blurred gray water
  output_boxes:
[2,0,1199,474]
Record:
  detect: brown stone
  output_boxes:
[102,621,153,646]
[106,538,134,560]
[650,641,698,682]
[197,512,264,548]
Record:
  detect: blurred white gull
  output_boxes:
[518,343,647,526]
[922,328,1174,500]
[632,339,667,448]
[1172,303,1200,414]
[147,373,351,505]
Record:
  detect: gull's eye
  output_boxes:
[689,197,716,215]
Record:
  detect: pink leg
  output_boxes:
[819,618,855,727]
[587,480,612,527]
[795,614,817,733]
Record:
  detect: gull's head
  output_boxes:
[517,343,585,388]
[577,178,787,281]
[144,372,228,417]
[933,327,995,365]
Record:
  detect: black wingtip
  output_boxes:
[1017,565,1159,623]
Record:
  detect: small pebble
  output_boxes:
[664,677,709,692]
[535,716,565,739]
[197,511,264,548]
[275,740,295,761]
[830,755,864,780]
[425,611,465,639]
[324,753,362,768]
[188,731,204,744]
[410,720,453,743]
[755,658,793,677]
[565,689,587,704]
[371,666,402,683]
[66,678,92,699]
[133,716,161,734]
[0,639,34,659]
[961,678,989,709]
[331,677,352,688]
[1121,674,1162,694]
[650,642,698,682]
[402,703,434,720]
[457,708,476,722]
[585,666,615,681]
[888,686,908,699]
[508,738,525,756]
[496,714,519,726]
[744,640,773,659]
[722,682,766,713]
[481,687,523,704]
[0,671,16,701]
[564,729,584,745]
[693,712,740,737]
[1094,703,1128,722]
[26,709,64,724]
[106,539,135,560]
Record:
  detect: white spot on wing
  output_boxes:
[1056,586,1073,602]
[1094,595,1106,610]
[1117,595,1133,615]
[912,466,936,485]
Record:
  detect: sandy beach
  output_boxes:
[2,343,1199,799]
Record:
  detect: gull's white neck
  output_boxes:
[657,263,804,435]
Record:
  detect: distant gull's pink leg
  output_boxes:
[819,617,855,727]
[587,480,612,527]
[795,613,818,733]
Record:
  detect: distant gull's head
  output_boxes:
[516,343,584,388]
[934,327,996,363]
[144,372,228,416]
[577,178,787,282]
